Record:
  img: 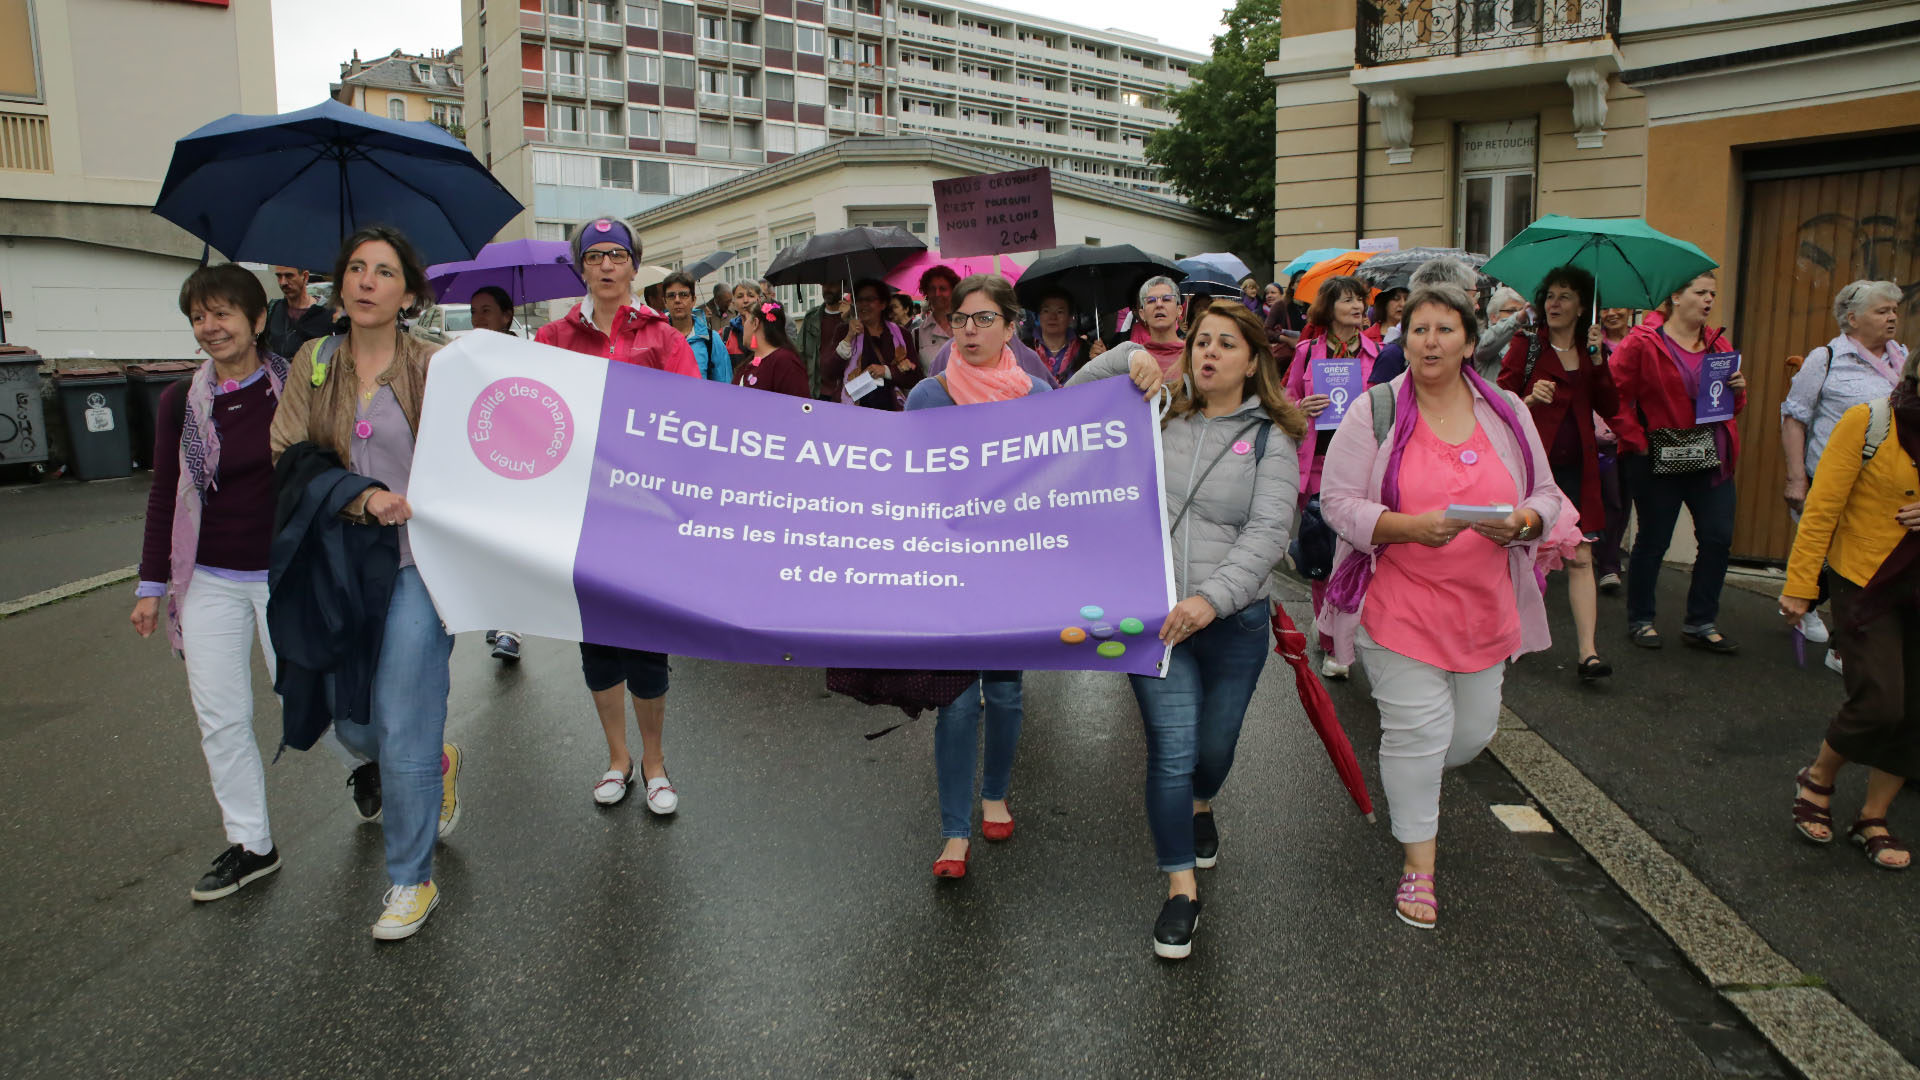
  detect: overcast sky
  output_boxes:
[272,0,1225,110]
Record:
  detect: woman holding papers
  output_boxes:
[1778,343,1920,870]
[904,275,1047,881]
[1282,275,1381,679]
[1071,300,1306,960]
[1317,285,1562,931]
[837,278,921,410]
[1497,267,1620,681]
[269,225,458,941]
[1608,271,1747,654]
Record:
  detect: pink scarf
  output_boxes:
[1130,321,1186,374]
[944,345,1029,405]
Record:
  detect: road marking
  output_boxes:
[1489,804,1554,833]
[1491,724,1919,1080]
[0,566,138,618]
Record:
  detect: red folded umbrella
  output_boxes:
[1272,604,1376,822]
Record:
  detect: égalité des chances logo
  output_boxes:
[467,377,573,480]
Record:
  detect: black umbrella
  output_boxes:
[1174,258,1243,299]
[764,227,926,287]
[1355,247,1488,292]
[683,249,735,281]
[1014,245,1184,326]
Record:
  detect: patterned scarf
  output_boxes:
[166,350,290,651]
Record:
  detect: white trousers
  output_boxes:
[1356,628,1506,844]
[179,573,276,853]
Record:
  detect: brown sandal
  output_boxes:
[1792,767,1835,844]
[1849,818,1912,871]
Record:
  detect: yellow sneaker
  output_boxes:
[371,881,439,941]
[439,743,462,838]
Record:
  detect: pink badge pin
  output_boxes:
[1232,440,1252,455]
[355,420,373,440]
[1460,450,1478,465]
[220,379,239,393]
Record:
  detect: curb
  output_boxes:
[0,566,137,618]
[1490,709,1918,1080]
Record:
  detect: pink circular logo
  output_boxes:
[467,377,573,480]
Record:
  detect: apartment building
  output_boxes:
[0,0,278,360]
[460,0,1202,243]
[334,48,470,134]
[1267,0,1920,561]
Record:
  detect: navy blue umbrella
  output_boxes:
[1174,258,1242,298]
[153,99,523,271]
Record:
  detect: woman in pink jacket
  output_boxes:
[1283,275,1382,678]
[1317,285,1563,931]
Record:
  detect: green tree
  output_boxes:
[1146,0,1284,275]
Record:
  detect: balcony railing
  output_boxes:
[588,132,626,149]
[828,59,856,80]
[586,19,624,43]
[549,72,586,96]
[826,9,853,28]
[733,96,765,116]
[1356,0,1618,66]
[730,43,762,64]
[545,13,584,38]
[698,38,728,59]
[698,91,730,112]
[855,12,884,33]
[0,111,53,172]
[588,76,623,98]
[547,129,588,147]
[826,107,856,129]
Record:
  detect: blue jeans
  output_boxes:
[934,672,1023,839]
[1623,455,1736,633]
[1128,599,1270,872]
[330,567,454,886]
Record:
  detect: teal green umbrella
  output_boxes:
[1480,215,1717,310]
[1283,247,1349,277]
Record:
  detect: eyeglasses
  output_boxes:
[950,311,1006,328]
[582,249,633,266]
[663,290,694,300]
[1142,293,1180,306]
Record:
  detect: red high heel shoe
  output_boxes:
[932,841,970,879]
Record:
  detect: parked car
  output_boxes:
[413,303,533,342]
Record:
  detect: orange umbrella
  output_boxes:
[1293,249,1379,305]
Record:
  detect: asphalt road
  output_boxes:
[3,581,1720,1079]
[0,473,151,599]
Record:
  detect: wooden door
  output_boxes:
[1732,163,1920,562]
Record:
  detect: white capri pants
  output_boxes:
[1355,628,1506,844]
[179,573,365,853]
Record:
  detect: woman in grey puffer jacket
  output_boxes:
[1070,299,1306,960]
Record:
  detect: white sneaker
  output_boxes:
[1798,611,1830,644]
[644,775,679,815]
[1824,649,1844,675]
[1319,656,1350,680]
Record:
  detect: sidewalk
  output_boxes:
[1501,562,1918,1066]
[0,474,151,603]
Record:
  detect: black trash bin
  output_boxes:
[54,367,132,480]
[126,361,199,469]
[0,346,50,469]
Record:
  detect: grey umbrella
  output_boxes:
[1355,247,1489,292]
[683,249,735,281]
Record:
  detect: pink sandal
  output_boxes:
[1395,873,1438,930]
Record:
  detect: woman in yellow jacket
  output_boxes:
[1780,346,1920,871]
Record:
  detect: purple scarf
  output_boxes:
[840,322,911,403]
[166,351,289,651]
[1324,366,1536,614]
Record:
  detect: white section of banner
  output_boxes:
[406,331,608,640]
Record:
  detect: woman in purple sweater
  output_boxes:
[130,265,337,902]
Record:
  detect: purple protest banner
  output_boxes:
[1313,358,1364,431]
[933,167,1057,259]
[406,331,1175,677]
[1696,351,1740,424]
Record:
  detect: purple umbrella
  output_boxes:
[427,239,585,306]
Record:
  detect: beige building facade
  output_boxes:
[1268,0,1920,560]
[0,0,278,360]
[628,136,1229,308]
[333,48,469,134]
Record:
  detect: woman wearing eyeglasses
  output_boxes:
[536,218,701,813]
[835,278,922,411]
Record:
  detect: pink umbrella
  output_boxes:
[884,250,1024,296]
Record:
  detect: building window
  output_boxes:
[795,26,824,55]
[661,2,694,34]
[859,42,879,66]
[637,160,670,193]
[1456,119,1537,255]
[764,19,793,50]
[387,97,407,120]
[536,222,567,242]
[732,70,755,97]
[670,163,709,193]
[588,51,620,79]
[628,51,660,83]
[699,119,730,150]
[796,126,827,151]
[795,75,826,106]
[663,57,695,88]
[700,67,726,94]
[553,104,585,132]
[628,2,658,28]
[629,106,661,137]
[432,103,449,125]
[699,13,726,40]
[765,72,794,101]
[550,0,581,15]
[850,210,928,235]
[733,120,761,148]
[731,18,755,44]
[588,0,618,22]
[552,49,582,75]
[766,123,796,152]
[663,111,697,142]
[601,157,633,188]
[590,105,621,133]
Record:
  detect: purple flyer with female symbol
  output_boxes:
[1696,352,1740,424]
[1314,359,1363,430]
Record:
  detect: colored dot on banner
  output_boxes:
[1097,641,1126,659]
[1080,605,1105,620]
[1060,627,1087,645]
[1090,623,1115,640]
[1119,617,1145,635]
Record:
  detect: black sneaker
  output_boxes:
[1193,812,1219,869]
[485,629,499,645]
[190,844,281,902]
[348,762,382,822]
[491,631,521,662]
[1153,895,1202,960]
